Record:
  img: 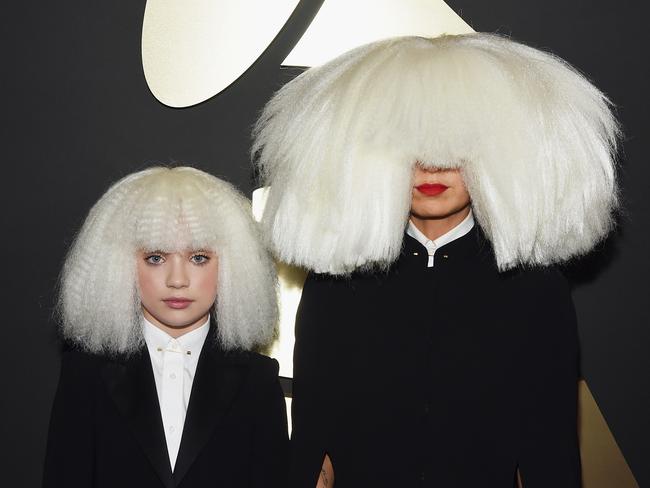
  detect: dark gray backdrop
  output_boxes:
[2,1,648,486]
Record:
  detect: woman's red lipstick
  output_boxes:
[416,183,448,196]
[163,298,193,309]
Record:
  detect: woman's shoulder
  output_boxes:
[504,266,577,343]
[503,264,571,296]
[493,266,575,333]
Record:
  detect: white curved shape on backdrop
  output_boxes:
[142,0,473,107]
[142,0,300,107]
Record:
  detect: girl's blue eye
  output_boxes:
[145,254,164,264]
[191,254,210,265]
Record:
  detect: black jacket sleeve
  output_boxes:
[249,356,290,488]
[517,270,581,488]
[43,351,96,488]
[289,274,334,488]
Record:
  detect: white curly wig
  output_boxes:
[58,166,278,354]
[253,33,620,274]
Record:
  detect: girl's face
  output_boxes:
[410,165,471,219]
[136,249,219,336]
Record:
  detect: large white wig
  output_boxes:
[58,166,278,354]
[253,33,620,274]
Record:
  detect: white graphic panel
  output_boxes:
[142,0,300,107]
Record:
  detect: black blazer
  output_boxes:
[290,229,581,487]
[43,337,289,488]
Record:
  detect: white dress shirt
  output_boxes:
[143,316,210,471]
[406,210,475,267]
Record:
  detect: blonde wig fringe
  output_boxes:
[58,166,278,354]
[253,33,620,274]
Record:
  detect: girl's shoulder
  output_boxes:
[60,345,105,369]
[217,348,280,380]
[246,351,280,380]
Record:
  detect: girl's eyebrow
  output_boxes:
[140,249,215,256]
[142,249,166,255]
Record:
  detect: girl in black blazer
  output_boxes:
[252,34,620,487]
[44,166,288,488]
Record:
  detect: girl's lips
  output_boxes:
[163,299,193,309]
[415,183,448,196]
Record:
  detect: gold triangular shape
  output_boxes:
[579,379,638,488]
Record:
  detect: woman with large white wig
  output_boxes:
[254,33,619,273]
[45,166,288,487]
[253,33,619,487]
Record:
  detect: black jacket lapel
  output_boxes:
[101,351,174,488]
[172,342,248,485]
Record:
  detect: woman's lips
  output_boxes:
[415,183,448,196]
[163,298,193,309]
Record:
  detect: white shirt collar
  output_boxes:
[406,210,475,267]
[142,315,210,356]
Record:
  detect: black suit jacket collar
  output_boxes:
[100,335,250,488]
